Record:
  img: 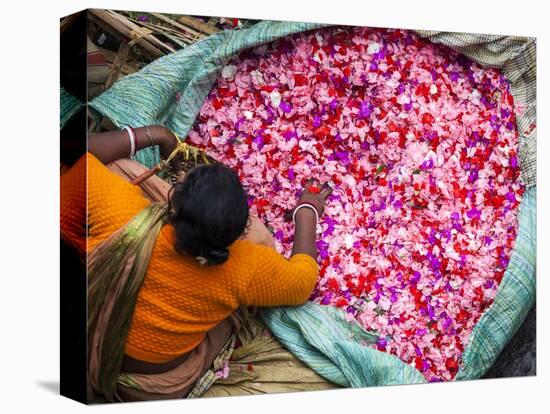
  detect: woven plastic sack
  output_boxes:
[90,21,536,385]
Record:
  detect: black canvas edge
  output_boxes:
[60,9,88,405]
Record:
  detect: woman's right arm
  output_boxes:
[290,181,333,259]
[239,180,332,307]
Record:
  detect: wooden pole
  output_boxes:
[150,13,203,38]
[104,41,130,90]
[130,165,162,185]
[177,15,219,36]
[108,10,176,54]
[88,9,164,59]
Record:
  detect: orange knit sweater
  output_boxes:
[60,153,319,363]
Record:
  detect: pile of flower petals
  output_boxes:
[188,26,524,382]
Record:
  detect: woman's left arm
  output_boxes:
[88,125,176,165]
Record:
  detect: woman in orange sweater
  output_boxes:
[61,125,332,401]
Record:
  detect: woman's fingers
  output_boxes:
[319,183,333,199]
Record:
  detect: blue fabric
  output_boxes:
[60,87,83,129]
[260,302,426,387]
[456,186,536,379]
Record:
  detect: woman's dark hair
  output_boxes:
[169,164,249,265]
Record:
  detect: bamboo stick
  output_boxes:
[88,9,164,59]
[177,15,219,36]
[94,45,142,74]
[130,165,162,185]
[108,10,177,54]
[105,41,130,89]
[149,12,203,38]
[127,19,193,45]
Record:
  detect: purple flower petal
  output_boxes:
[422,359,431,372]
[411,271,421,284]
[313,115,322,128]
[234,117,245,131]
[287,167,295,180]
[421,159,434,170]
[253,134,264,149]
[377,337,387,347]
[283,130,297,140]
[360,101,372,118]
[279,101,293,113]
[335,151,350,164]
[466,208,481,220]
[321,293,332,305]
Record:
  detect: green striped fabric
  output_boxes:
[455,186,536,379]
[260,302,426,386]
[60,87,83,130]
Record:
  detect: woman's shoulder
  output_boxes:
[229,239,285,268]
[225,239,278,274]
[228,239,260,263]
[149,235,282,279]
[230,239,268,256]
[153,229,255,268]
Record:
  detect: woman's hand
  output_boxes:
[288,179,332,260]
[285,179,333,221]
[296,179,333,216]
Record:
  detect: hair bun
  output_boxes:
[200,247,229,265]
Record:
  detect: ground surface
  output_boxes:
[483,305,536,378]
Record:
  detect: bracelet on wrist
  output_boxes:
[292,203,319,224]
[123,126,137,159]
[144,125,155,147]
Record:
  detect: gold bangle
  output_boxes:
[144,125,155,147]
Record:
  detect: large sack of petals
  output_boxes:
[188,26,524,382]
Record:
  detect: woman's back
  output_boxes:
[61,153,319,364]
